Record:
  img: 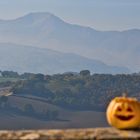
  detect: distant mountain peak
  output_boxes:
[22,12,55,19]
[15,12,63,23]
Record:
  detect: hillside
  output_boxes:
[0,94,107,130]
[0,43,129,74]
[10,72,140,111]
[0,12,140,72]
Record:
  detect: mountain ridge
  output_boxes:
[0,12,139,72]
[0,43,129,74]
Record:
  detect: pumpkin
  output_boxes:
[106,95,140,129]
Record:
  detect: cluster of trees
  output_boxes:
[0,96,8,108]
[0,71,19,78]
[0,70,44,79]
[8,70,140,111]
[24,105,59,120]
[21,104,59,120]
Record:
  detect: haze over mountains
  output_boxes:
[0,43,128,74]
[0,12,140,73]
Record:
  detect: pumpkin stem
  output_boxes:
[122,92,127,97]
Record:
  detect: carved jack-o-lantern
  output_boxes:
[106,95,140,129]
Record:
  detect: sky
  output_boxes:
[0,0,140,31]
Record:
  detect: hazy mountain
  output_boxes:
[0,43,129,74]
[0,12,139,72]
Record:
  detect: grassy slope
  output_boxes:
[0,77,19,83]
[0,95,108,130]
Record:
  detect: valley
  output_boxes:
[0,71,140,129]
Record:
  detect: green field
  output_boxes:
[0,77,19,83]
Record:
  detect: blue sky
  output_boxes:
[0,0,140,31]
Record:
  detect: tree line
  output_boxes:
[2,70,138,111]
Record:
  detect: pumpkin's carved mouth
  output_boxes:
[115,115,134,121]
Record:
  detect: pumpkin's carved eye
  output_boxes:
[127,107,133,112]
[117,107,122,111]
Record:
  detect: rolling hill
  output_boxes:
[0,94,108,130]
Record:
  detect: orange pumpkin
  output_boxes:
[106,95,140,129]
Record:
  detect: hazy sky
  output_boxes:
[0,0,140,31]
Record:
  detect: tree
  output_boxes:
[46,110,59,120]
[80,70,90,76]
[20,72,34,79]
[1,71,19,78]
[24,104,35,115]
[30,73,45,81]
[0,96,8,108]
